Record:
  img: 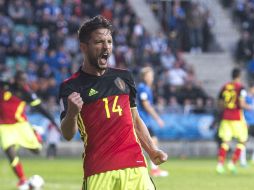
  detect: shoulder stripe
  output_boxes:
[63,72,80,83]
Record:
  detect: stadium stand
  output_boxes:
[220,0,254,84]
[0,0,217,142]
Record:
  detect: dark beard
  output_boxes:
[87,53,106,71]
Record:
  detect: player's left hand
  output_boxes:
[157,118,165,128]
[150,149,168,165]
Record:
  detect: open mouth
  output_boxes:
[100,53,109,65]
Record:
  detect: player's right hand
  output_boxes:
[67,92,83,117]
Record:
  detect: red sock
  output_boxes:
[13,162,26,182]
[218,146,227,164]
[232,147,242,164]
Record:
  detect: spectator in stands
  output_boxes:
[37,63,57,99]
[167,96,182,113]
[7,0,27,24]
[161,82,179,104]
[12,31,28,56]
[167,0,187,51]
[232,0,248,24]
[165,62,188,87]
[155,96,168,114]
[183,98,194,115]
[0,26,11,50]
[235,30,253,64]
[178,81,208,105]
[160,47,176,70]
[192,97,207,114]
[187,2,205,53]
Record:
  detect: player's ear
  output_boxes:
[80,42,88,53]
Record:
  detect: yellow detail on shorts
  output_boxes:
[3,91,12,101]
[0,122,42,151]
[30,99,41,106]
[15,101,26,122]
[83,167,155,190]
[219,120,248,142]
[11,157,20,167]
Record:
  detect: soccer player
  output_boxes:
[216,68,252,174]
[240,83,254,166]
[59,15,168,190]
[137,66,168,177]
[0,70,59,190]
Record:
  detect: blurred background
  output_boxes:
[0,0,254,158]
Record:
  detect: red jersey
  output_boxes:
[59,68,146,178]
[218,82,246,120]
[0,81,57,127]
[0,82,31,124]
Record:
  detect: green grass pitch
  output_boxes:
[0,157,254,190]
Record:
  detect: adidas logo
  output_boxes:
[88,88,98,96]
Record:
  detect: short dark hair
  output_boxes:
[231,67,241,80]
[78,15,113,43]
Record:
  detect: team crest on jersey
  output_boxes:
[114,77,126,92]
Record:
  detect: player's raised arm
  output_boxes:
[131,107,168,165]
[60,92,83,141]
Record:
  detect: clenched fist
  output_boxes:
[150,149,168,165]
[67,92,84,117]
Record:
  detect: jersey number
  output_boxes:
[103,96,123,118]
[222,90,237,109]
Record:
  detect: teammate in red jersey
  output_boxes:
[216,68,252,174]
[59,15,168,190]
[0,70,58,190]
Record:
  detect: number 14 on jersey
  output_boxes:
[103,96,123,118]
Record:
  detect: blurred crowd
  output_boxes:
[0,0,215,117]
[221,0,254,83]
[146,0,215,53]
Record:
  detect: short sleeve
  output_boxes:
[58,82,74,120]
[126,71,137,108]
[240,87,247,99]
[138,87,148,101]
